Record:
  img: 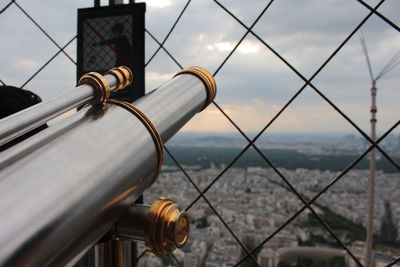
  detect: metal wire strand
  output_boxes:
[249,143,364,265]
[145,0,398,264]
[164,147,261,266]
[134,147,261,266]
[385,255,400,267]
[12,1,76,65]
[145,29,183,70]
[138,0,397,265]
[212,0,275,76]
[170,251,184,267]
[20,36,77,89]
[1,0,399,265]
[158,1,397,265]
[145,0,191,67]
[135,250,146,262]
[356,0,400,32]
[214,0,398,172]
[234,120,400,266]
[214,0,400,165]
[0,0,14,14]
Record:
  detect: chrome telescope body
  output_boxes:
[0,66,216,266]
[0,66,133,147]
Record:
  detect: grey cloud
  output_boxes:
[16,0,93,44]
[0,0,399,133]
[142,0,191,40]
[0,4,60,86]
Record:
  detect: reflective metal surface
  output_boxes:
[144,197,189,256]
[0,104,156,266]
[0,74,117,147]
[0,70,213,266]
[115,198,190,256]
[116,204,149,243]
[77,240,135,267]
[135,74,207,142]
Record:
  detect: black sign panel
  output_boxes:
[77,3,145,102]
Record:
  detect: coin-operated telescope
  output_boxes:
[0,66,216,266]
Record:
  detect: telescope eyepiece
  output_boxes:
[145,197,190,256]
[115,197,190,256]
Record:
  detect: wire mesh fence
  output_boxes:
[0,0,399,266]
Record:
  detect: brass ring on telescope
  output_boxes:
[106,66,134,92]
[145,197,190,256]
[174,66,217,110]
[78,72,110,104]
[106,68,125,92]
[119,66,134,88]
[106,99,163,187]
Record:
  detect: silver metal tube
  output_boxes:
[0,74,119,147]
[114,197,189,256]
[115,204,149,243]
[0,68,215,267]
[135,74,207,141]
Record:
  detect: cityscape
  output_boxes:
[0,1,399,266]
[139,134,400,267]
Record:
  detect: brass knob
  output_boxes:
[145,197,190,256]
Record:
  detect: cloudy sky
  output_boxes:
[0,0,399,138]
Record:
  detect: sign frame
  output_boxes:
[77,3,145,102]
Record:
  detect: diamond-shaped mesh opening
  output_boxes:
[0,3,59,86]
[141,0,189,41]
[252,0,369,78]
[144,48,181,93]
[314,155,400,266]
[376,1,400,27]
[312,167,371,266]
[214,34,305,137]
[144,150,199,209]
[164,108,249,192]
[163,0,247,72]
[254,87,369,199]
[313,15,400,136]
[185,197,258,266]
[162,146,222,192]
[253,209,362,267]
[23,53,76,101]
[1,1,400,267]
[204,145,304,247]
[215,0,268,27]
[16,0,92,45]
